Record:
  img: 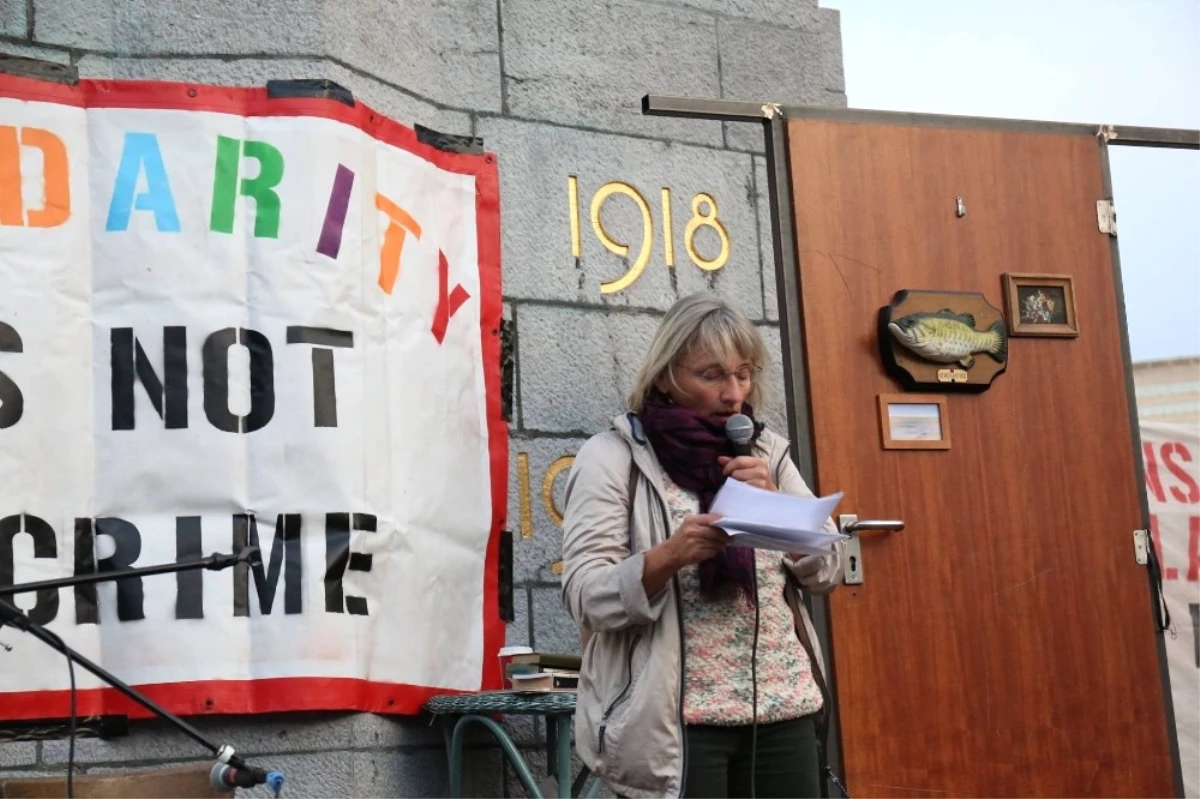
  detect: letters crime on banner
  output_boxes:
[0,76,506,718]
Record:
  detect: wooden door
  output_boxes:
[787,118,1176,797]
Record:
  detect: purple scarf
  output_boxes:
[640,393,765,604]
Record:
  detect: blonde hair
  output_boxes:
[627,293,769,414]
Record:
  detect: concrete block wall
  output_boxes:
[0,0,844,794]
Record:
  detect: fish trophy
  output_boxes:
[888,310,1007,369]
[878,290,1009,392]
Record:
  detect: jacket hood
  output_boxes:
[610,411,641,445]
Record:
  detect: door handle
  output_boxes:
[839,515,905,536]
[839,514,904,585]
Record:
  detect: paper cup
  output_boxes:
[497,645,533,689]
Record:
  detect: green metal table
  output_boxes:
[425,691,600,799]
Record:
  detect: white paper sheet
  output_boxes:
[709,479,847,554]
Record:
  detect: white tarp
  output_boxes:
[1141,420,1199,796]
[0,77,505,718]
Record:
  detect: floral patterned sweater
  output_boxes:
[663,474,824,726]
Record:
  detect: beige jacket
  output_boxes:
[561,413,845,798]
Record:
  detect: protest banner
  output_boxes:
[1142,420,1199,796]
[0,75,505,717]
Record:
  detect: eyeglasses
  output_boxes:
[683,364,762,386]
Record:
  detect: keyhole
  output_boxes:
[849,555,858,572]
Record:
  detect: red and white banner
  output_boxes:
[1141,420,1199,796]
[0,75,505,718]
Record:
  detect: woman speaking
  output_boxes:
[561,292,844,799]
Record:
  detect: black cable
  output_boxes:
[1145,531,1171,633]
[749,551,760,799]
[40,628,76,799]
[65,648,76,799]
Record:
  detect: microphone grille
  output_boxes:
[724,413,754,445]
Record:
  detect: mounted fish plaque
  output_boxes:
[878,289,1009,393]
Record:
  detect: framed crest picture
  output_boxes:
[1002,273,1079,337]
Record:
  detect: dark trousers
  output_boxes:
[682,715,822,799]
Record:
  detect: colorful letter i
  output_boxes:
[317,164,355,259]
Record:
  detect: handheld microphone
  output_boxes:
[724,413,755,457]
[210,761,285,796]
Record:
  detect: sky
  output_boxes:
[829,0,1200,363]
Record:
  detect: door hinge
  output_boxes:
[1133,529,1149,565]
[1097,200,1118,236]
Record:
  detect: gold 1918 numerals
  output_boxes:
[568,176,730,294]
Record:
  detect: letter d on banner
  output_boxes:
[0,126,70,228]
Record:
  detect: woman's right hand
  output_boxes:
[665,513,729,567]
[642,513,728,596]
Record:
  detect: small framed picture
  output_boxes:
[1002,273,1079,337]
[878,394,950,450]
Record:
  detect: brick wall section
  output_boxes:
[0,1,844,794]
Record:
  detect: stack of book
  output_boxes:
[504,651,581,692]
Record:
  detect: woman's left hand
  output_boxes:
[718,456,776,491]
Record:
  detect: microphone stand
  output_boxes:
[0,548,258,598]
[0,547,284,795]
